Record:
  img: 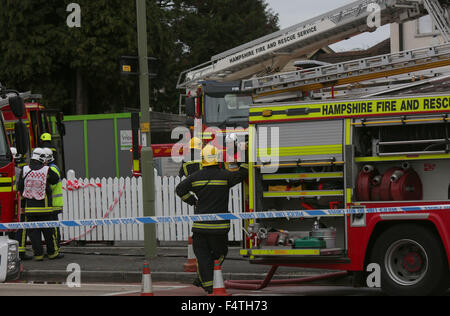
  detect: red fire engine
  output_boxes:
[176,0,450,296]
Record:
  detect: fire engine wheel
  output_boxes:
[371,224,449,296]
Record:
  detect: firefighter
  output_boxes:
[179,137,203,178]
[43,147,63,254]
[175,144,248,294]
[40,133,58,163]
[10,147,32,260]
[17,148,62,261]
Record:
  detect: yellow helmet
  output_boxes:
[40,133,52,142]
[189,137,202,150]
[201,144,220,167]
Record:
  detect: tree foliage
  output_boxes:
[0,0,278,114]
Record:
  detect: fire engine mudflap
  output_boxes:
[240,93,450,296]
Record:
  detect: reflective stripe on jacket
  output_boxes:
[50,165,63,209]
[175,164,248,235]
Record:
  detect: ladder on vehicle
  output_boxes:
[178,0,432,89]
[241,42,450,102]
[423,0,450,43]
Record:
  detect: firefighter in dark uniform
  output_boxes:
[17,148,61,261]
[179,137,203,178]
[176,144,248,294]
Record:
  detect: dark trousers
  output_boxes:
[52,211,62,250]
[12,214,28,254]
[26,214,58,257]
[192,233,228,289]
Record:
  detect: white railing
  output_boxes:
[61,173,243,243]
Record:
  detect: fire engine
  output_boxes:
[0,93,66,173]
[0,84,26,282]
[177,0,450,295]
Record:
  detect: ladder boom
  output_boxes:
[243,43,450,102]
[178,0,433,89]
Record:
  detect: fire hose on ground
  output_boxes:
[224,265,348,290]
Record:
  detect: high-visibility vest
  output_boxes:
[50,165,63,209]
[22,166,49,200]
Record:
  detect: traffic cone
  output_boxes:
[208,260,231,296]
[184,236,197,272]
[141,262,154,296]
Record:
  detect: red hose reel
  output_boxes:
[356,164,422,201]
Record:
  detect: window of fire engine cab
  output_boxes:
[0,118,11,166]
[204,93,251,126]
[39,111,51,135]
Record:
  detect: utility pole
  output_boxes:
[136,0,157,259]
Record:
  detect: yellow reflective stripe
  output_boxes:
[25,207,58,213]
[0,187,12,192]
[250,95,450,121]
[346,188,352,204]
[245,249,320,256]
[345,119,352,145]
[193,222,231,229]
[263,190,344,198]
[192,180,228,187]
[248,125,255,211]
[192,180,208,187]
[258,145,342,158]
[0,177,12,183]
[202,281,213,287]
[133,160,140,172]
[355,153,450,162]
[181,192,193,201]
[208,180,228,185]
[262,172,343,180]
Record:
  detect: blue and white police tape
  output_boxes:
[1,204,450,230]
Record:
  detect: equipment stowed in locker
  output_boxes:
[246,222,337,251]
[356,163,423,201]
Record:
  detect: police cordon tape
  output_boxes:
[1,204,450,230]
[63,179,102,191]
[60,185,126,245]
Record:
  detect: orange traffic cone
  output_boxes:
[141,262,154,296]
[208,260,231,296]
[184,236,197,272]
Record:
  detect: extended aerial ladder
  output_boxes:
[243,42,450,102]
[177,0,450,92]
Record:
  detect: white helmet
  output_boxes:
[10,147,21,160]
[31,148,47,163]
[225,133,238,143]
[42,147,54,163]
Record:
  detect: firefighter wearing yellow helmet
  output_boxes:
[178,137,203,178]
[40,133,58,163]
[175,143,248,294]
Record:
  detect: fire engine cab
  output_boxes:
[0,85,26,282]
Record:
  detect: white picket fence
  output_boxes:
[61,173,243,243]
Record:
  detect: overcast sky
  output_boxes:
[265,0,390,51]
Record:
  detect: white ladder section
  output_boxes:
[177,0,428,89]
[241,42,450,102]
[423,0,450,42]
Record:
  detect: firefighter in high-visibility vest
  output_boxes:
[40,133,58,164]
[175,144,248,294]
[10,147,32,260]
[43,147,63,254]
[179,137,203,178]
[17,148,62,261]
